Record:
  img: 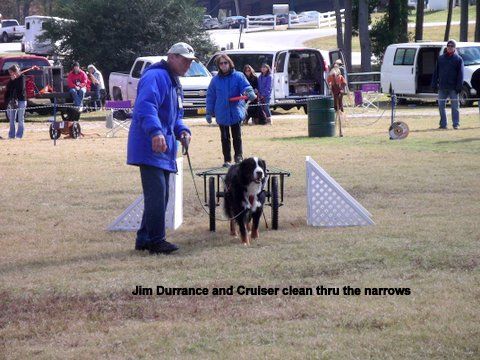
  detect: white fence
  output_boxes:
[246,10,344,31]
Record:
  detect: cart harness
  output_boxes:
[182,143,268,227]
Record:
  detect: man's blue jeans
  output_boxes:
[136,165,170,248]
[7,100,26,139]
[438,89,460,128]
[69,87,86,107]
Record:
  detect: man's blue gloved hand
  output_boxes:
[245,88,257,102]
[206,114,212,124]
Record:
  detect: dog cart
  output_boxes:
[196,166,290,231]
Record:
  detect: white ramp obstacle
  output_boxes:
[306,156,374,227]
[107,158,183,231]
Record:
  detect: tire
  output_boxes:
[208,177,216,232]
[2,32,8,43]
[70,122,81,139]
[49,124,61,140]
[271,176,279,230]
[459,85,473,107]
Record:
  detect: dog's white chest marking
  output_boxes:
[244,182,263,212]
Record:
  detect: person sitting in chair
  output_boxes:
[67,62,88,112]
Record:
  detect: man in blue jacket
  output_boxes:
[127,42,193,254]
[431,39,464,129]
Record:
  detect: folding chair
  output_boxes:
[105,100,133,137]
[359,83,380,110]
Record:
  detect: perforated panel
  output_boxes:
[306,156,374,227]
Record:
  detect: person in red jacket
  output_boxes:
[67,62,88,111]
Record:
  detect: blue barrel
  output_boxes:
[307,96,336,137]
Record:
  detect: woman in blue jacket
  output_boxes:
[258,63,273,125]
[206,54,255,167]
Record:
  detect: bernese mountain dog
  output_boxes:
[224,157,267,245]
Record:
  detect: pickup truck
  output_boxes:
[1,19,25,43]
[0,55,50,110]
[109,56,212,115]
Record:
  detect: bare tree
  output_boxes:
[476,0,480,41]
[334,0,344,50]
[22,0,33,21]
[415,0,425,41]
[358,0,371,72]
[343,0,353,72]
[234,0,240,16]
[444,0,454,41]
[460,0,468,41]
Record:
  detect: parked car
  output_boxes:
[109,56,212,114]
[203,15,220,30]
[221,16,246,29]
[0,55,50,110]
[381,41,480,106]
[1,19,25,43]
[275,11,300,25]
[298,11,321,23]
[206,48,345,111]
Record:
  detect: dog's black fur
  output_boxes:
[224,157,267,245]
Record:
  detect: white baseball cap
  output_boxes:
[167,42,197,59]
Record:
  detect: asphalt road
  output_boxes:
[0,41,22,53]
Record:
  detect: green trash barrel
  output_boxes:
[307,96,336,137]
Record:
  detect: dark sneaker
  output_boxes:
[148,241,179,254]
[234,155,243,164]
[453,125,459,130]
[438,126,447,129]
[222,162,232,168]
[135,243,149,251]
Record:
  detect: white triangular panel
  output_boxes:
[306,156,374,227]
[107,158,183,231]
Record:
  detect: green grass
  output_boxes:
[408,5,477,23]
[305,24,477,53]
[0,109,479,358]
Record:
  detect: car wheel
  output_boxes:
[2,32,9,43]
[459,85,473,107]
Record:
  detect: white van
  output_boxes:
[23,15,69,55]
[381,41,480,106]
[206,48,345,111]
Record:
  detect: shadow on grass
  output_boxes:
[435,137,480,145]
[409,126,480,134]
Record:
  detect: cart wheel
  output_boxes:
[209,177,216,232]
[70,122,81,139]
[271,176,279,230]
[49,123,60,140]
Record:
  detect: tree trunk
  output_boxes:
[476,0,480,41]
[334,0,344,50]
[415,0,425,41]
[22,0,32,21]
[343,0,353,72]
[460,0,468,41]
[400,0,408,41]
[358,0,371,72]
[234,0,240,16]
[444,0,454,41]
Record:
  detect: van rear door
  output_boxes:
[390,47,417,95]
[273,51,288,101]
[286,49,324,98]
[329,49,347,82]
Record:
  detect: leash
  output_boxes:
[182,142,247,222]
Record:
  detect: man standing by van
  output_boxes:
[431,39,464,129]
